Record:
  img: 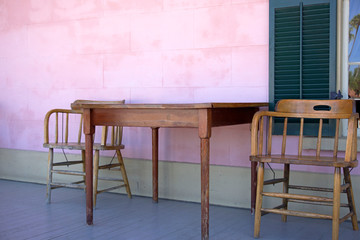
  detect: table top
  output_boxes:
[71,100,268,110]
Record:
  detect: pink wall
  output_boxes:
[0,0,269,167]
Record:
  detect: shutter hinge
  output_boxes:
[330,90,343,99]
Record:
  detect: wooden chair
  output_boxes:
[44,100,132,206]
[250,99,359,240]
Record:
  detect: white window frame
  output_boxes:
[339,0,360,137]
[339,0,350,136]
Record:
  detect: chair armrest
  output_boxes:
[345,113,358,162]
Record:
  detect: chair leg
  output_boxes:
[93,150,100,208]
[282,163,290,222]
[343,167,359,231]
[251,161,258,213]
[254,162,264,238]
[116,150,132,198]
[332,167,341,240]
[46,148,54,204]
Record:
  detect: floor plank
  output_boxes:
[0,180,359,239]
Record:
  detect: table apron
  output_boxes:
[89,107,258,128]
[211,107,259,126]
[91,108,199,128]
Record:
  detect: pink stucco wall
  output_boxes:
[0,0,269,167]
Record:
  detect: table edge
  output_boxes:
[71,101,268,110]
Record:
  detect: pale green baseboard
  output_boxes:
[1,148,360,220]
[0,148,252,208]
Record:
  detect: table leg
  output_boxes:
[152,127,159,203]
[83,109,94,225]
[201,138,210,240]
[85,133,94,224]
[198,109,211,240]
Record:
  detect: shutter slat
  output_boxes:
[273,5,301,104]
[302,3,330,100]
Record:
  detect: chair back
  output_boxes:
[44,109,83,145]
[251,99,358,163]
[44,100,126,147]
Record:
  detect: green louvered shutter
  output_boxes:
[269,0,337,136]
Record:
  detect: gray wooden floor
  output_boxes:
[0,179,359,240]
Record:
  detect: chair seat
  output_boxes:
[44,142,125,151]
[250,154,358,168]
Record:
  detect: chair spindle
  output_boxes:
[333,119,340,157]
[281,117,288,155]
[118,127,123,145]
[258,116,264,155]
[298,118,304,156]
[316,119,323,157]
[111,126,115,146]
[267,116,273,155]
[101,126,108,146]
[115,127,119,145]
[55,112,59,144]
[77,114,83,144]
[65,113,69,143]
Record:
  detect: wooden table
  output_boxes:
[71,101,267,240]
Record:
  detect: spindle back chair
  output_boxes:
[250,99,358,240]
[44,100,131,206]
